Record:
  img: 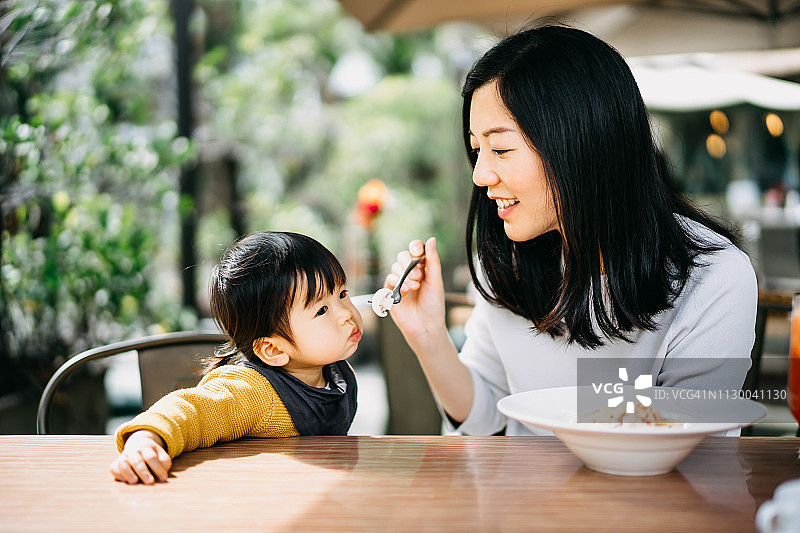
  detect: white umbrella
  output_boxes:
[629,58,800,111]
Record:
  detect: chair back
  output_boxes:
[137,340,223,409]
[37,331,227,435]
[759,225,800,291]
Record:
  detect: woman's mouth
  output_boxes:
[495,198,519,218]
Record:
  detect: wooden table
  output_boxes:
[1,435,798,532]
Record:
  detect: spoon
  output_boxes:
[351,255,424,317]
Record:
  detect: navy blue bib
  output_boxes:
[237,358,357,436]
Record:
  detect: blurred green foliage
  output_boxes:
[199,0,474,273]
[1,0,199,396]
[1,0,482,401]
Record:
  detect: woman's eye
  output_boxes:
[493,149,510,155]
[469,147,479,157]
[315,306,328,317]
[339,289,348,299]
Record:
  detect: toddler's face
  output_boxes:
[282,283,363,370]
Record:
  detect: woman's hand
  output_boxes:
[385,237,447,344]
[110,430,171,485]
[385,237,475,422]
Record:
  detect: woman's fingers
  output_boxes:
[389,249,424,293]
[422,237,442,288]
[409,239,425,257]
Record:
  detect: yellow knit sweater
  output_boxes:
[115,365,298,458]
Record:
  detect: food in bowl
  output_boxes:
[581,402,680,426]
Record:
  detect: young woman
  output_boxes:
[385,24,757,435]
[110,232,363,484]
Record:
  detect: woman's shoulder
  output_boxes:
[678,215,752,269]
[676,214,734,247]
[676,217,757,301]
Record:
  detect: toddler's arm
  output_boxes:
[110,429,172,485]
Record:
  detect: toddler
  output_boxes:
[110,231,363,484]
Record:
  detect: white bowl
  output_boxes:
[497,386,767,476]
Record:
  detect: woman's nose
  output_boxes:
[472,153,499,187]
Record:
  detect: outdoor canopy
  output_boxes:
[337,0,800,34]
[337,0,800,111]
[629,58,800,111]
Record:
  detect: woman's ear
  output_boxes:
[253,337,290,367]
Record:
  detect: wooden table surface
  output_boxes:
[1,435,798,532]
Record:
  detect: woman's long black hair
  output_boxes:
[463,24,740,348]
[204,231,347,371]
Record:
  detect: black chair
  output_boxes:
[36,331,227,434]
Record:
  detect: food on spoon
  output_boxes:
[371,287,395,317]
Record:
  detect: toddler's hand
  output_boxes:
[110,430,171,484]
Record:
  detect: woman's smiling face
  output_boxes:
[469,80,559,242]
